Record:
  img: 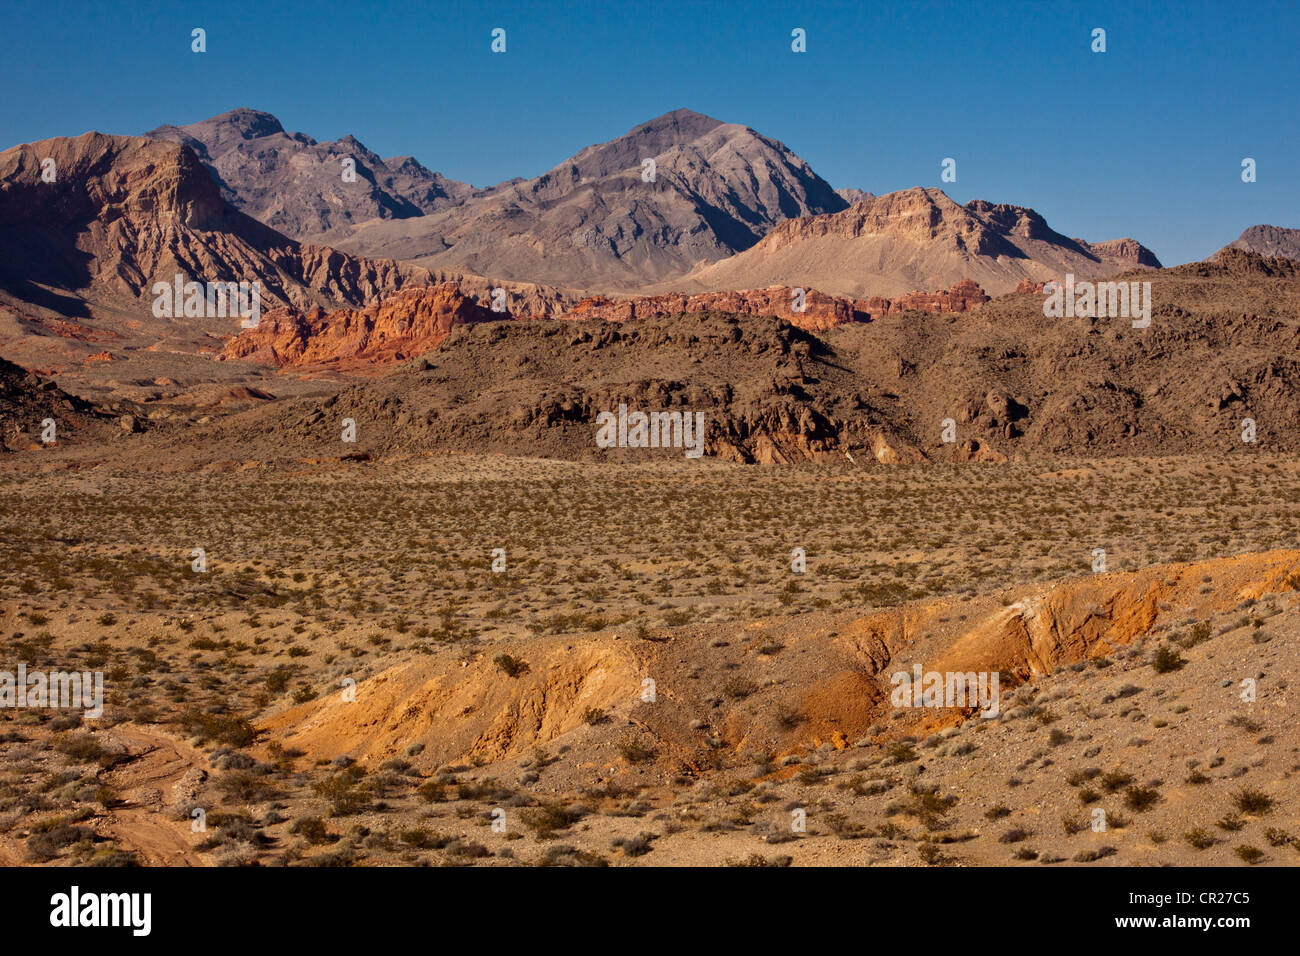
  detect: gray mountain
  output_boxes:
[145,108,475,238]
[836,187,875,204]
[1216,224,1300,261]
[316,108,850,292]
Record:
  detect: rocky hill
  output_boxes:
[671,188,1162,298]
[220,282,502,372]
[836,187,875,204]
[318,109,849,291]
[193,252,1300,465]
[0,132,438,315]
[556,280,990,332]
[0,356,132,451]
[146,108,476,238]
[1215,224,1300,261]
[217,278,994,371]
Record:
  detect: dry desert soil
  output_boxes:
[1,451,1297,867]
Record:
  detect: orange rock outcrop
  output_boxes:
[560,280,989,331]
[222,279,991,371]
[220,282,499,371]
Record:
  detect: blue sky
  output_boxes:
[2,0,1296,265]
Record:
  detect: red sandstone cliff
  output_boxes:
[220,283,500,371]
[558,280,989,330]
[222,278,994,371]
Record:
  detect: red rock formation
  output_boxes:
[223,278,992,373]
[863,278,990,315]
[560,280,989,330]
[220,283,500,371]
[1080,237,1162,268]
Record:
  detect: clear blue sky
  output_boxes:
[2,0,1296,265]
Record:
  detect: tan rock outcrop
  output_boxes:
[675,187,1161,298]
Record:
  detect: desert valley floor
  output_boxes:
[1,451,1297,866]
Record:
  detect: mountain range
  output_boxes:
[3,105,1294,396]
[148,107,1162,296]
[0,129,573,379]
[146,108,476,238]
[0,131,424,313]
[309,107,852,290]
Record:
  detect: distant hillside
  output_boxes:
[1215,224,1300,261]
[198,252,1300,465]
[146,108,476,238]
[317,108,850,292]
[667,188,1162,298]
